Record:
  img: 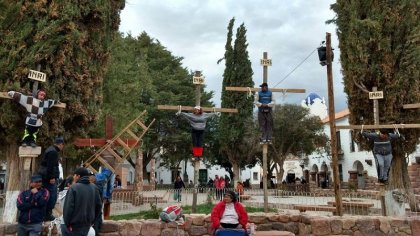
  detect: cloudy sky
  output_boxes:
[119,0,348,112]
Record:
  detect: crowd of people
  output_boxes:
[15,136,119,236]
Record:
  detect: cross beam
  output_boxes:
[225,87,305,93]
[157,105,238,113]
[403,103,420,109]
[336,124,420,130]
[0,92,66,108]
[74,115,139,147]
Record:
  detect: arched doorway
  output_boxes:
[286,170,296,184]
[353,161,365,189]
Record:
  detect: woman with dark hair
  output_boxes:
[177,106,218,160]
[211,191,248,235]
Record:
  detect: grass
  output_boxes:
[110,202,277,221]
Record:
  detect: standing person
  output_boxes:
[362,128,400,184]
[177,106,218,160]
[235,182,244,199]
[174,176,186,202]
[63,167,102,235]
[8,89,57,147]
[210,191,248,236]
[214,175,221,200]
[16,175,50,236]
[254,83,275,143]
[38,136,64,221]
[114,175,122,189]
[90,167,113,234]
[58,176,74,236]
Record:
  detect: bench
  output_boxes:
[239,195,251,201]
[328,201,374,215]
[293,204,337,214]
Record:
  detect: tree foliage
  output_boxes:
[268,104,328,181]
[218,18,257,179]
[330,0,419,200]
[98,32,215,174]
[0,1,125,152]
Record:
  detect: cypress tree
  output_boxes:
[219,18,256,184]
[331,0,419,209]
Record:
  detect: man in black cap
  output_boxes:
[63,167,102,235]
[39,136,65,221]
[254,83,275,143]
[16,175,50,236]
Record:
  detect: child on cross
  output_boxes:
[8,89,57,147]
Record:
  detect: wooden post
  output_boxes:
[192,71,202,214]
[262,52,269,213]
[326,32,343,216]
[150,158,156,190]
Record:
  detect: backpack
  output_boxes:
[159,205,185,223]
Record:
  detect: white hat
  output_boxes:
[194,106,201,110]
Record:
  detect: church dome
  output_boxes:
[304,92,322,106]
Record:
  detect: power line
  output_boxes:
[272,48,317,88]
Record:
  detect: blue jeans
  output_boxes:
[17,223,42,236]
[42,180,57,212]
[375,153,393,181]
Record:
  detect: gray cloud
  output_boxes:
[120,0,347,111]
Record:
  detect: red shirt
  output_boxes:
[211,201,248,231]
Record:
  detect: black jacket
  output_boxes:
[40,145,60,180]
[63,176,102,228]
[17,187,50,224]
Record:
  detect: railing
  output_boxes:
[109,187,391,216]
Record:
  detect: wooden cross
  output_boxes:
[225,52,306,212]
[158,70,238,213]
[74,115,139,147]
[335,89,420,217]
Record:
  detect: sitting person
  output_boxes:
[211,191,248,235]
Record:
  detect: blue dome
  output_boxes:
[305,93,322,106]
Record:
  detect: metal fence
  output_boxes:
[110,187,390,217]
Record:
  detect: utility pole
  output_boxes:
[325,32,343,216]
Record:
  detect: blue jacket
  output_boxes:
[17,187,50,224]
[362,131,400,155]
[95,167,114,200]
[255,90,274,112]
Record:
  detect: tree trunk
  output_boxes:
[232,161,240,189]
[134,149,143,192]
[3,143,21,223]
[387,153,409,216]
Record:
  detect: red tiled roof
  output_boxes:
[321,109,350,123]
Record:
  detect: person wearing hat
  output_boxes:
[176,105,218,160]
[38,136,65,221]
[63,167,102,235]
[254,82,275,143]
[362,127,400,184]
[8,89,58,147]
[16,175,50,236]
[211,190,248,235]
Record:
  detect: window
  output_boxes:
[336,131,342,151]
[253,172,259,181]
[338,164,343,182]
[350,131,355,152]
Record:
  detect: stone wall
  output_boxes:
[408,163,420,195]
[1,213,420,236]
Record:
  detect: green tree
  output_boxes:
[330,0,420,209]
[99,32,215,181]
[0,1,124,184]
[269,104,328,184]
[219,18,256,185]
